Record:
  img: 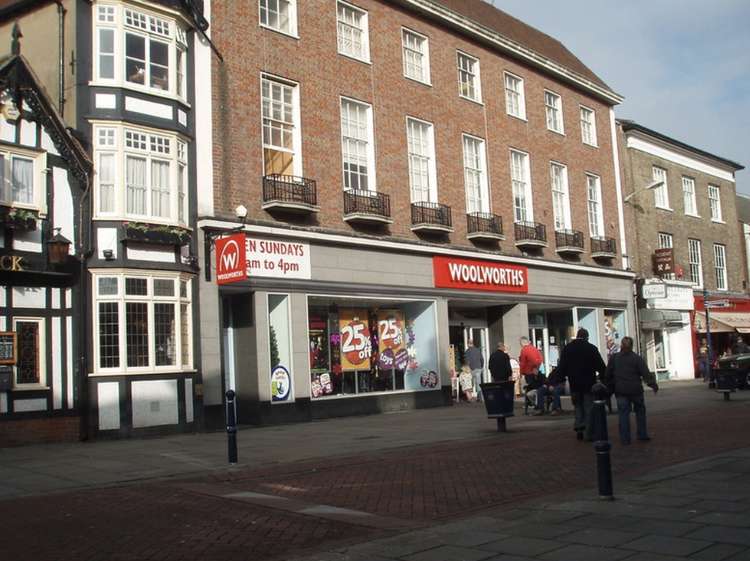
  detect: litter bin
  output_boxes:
[714,368,741,401]
[480,381,515,432]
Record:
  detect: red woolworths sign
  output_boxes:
[215,233,247,285]
[433,256,528,293]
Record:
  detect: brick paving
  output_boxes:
[1,391,749,561]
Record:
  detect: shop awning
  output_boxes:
[694,311,750,334]
[640,309,686,330]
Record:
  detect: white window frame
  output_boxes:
[550,162,571,231]
[92,121,189,226]
[92,2,189,101]
[340,97,376,192]
[586,173,605,238]
[260,73,303,177]
[714,243,727,291]
[336,1,370,63]
[11,317,46,389]
[544,90,564,134]
[657,232,673,249]
[510,149,533,223]
[579,105,597,147]
[457,51,481,103]
[682,176,698,216]
[652,166,671,210]
[91,271,194,375]
[688,238,703,288]
[708,185,723,222]
[406,117,437,203]
[401,28,430,85]
[504,71,526,120]
[462,134,489,214]
[0,144,48,214]
[259,0,298,37]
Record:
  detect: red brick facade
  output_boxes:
[211,0,623,266]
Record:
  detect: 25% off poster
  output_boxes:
[339,309,372,371]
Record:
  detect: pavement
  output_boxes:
[1,380,749,561]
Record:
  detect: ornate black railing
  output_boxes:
[467,212,503,237]
[411,201,452,228]
[591,236,617,255]
[343,189,391,218]
[555,229,584,250]
[262,174,317,207]
[514,221,547,243]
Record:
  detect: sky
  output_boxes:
[487,0,750,195]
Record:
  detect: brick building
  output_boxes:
[199,0,636,424]
[618,120,745,380]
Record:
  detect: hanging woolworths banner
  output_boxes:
[377,310,408,370]
[339,309,372,371]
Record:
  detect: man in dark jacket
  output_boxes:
[488,342,513,382]
[556,328,607,441]
[605,336,658,444]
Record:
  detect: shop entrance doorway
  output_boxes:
[448,325,489,383]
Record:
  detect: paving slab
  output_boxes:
[537,543,633,561]
[560,527,644,547]
[685,526,750,546]
[478,536,563,556]
[690,500,750,513]
[402,545,496,561]
[688,511,750,527]
[622,535,715,556]
[440,530,511,548]
[688,543,748,561]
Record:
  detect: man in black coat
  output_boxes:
[488,342,513,382]
[556,328,607,441]
[605,336,658,444]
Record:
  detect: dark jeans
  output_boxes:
[616,394,648,443]
[571,392,593,439]
[535,384,564,410]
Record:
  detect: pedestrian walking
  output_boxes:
[489,342,513,382]
[556,328,606,441]
[732,335,749,355]
[604,336,658,444]
[458,362,476,402]
[465,339,484,402]
[519,336,543,386]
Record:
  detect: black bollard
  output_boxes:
[225,389,238,464]
[591,382,614,500]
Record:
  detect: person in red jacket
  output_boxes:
[519,336,543,385]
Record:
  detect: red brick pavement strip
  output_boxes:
[1,400,748,561]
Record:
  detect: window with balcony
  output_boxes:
[550,163,571,230]
[402,28,430,84]
[504,72,525,119]
[259,0,297,36]
[94,272,193,374]
[580,106,597,146]
[337,1,369,62]
[340,98,375,192]
[510,150,533,222]
[587,174,604,237]
[93,2,188,100]
[544,90,563,133]
[462,135,489,214]
[262,75,301,177]
[406,117,437,203]
[94,123,188,225]
[709,185,723,221]
[457,51,481,102]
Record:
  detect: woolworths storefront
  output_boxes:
[199,225,636,426]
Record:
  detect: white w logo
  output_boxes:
[219,240,240,271]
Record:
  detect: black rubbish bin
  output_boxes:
[714,368,741,401]
[480,381,515,432]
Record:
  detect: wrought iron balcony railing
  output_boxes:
[411,201,453,231]
[555,229,584,252]
[466,212,503,239]
[514,221,547,246]
[262,174,318,210]
[343,189,392,223]
[591,236,617,257]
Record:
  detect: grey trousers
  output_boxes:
[572,392,594,439]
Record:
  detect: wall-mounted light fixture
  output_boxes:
[47,228,71,265]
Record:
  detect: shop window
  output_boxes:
[268,294,293,402]
[308,297,438,398]
[604,309,626,358]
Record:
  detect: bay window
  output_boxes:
[0,147,46,211]
[94,272,193,373]
[94,123,188,225]
[93,2,188,100]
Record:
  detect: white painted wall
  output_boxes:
[97,381,120,430]
[12,287,46,308]
[195,0,214,217]
[131,379,179,428]
[53,167,76,253]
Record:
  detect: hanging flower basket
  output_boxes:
[122,222,191,245]
[1,207,38,231]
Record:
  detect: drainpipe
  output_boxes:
[55,1,66,118]
[77,170,92,440]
